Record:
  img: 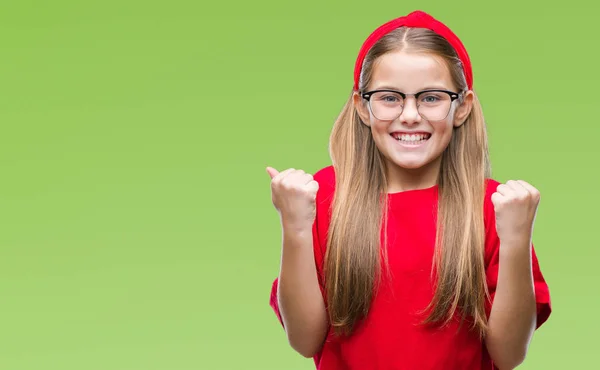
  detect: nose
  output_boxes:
[398,97,422,125]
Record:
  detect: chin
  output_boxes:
[388,154,430,170]
[394,161,428,170]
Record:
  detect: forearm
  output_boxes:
[485,242,537,369]
[277,223,328,357]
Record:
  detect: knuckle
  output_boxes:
[281,181,294,191]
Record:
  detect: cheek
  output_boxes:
[430,121,455,150]
[370,120,391,141]
[433,119,454,138]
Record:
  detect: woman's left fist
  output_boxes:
[491,180,541,248]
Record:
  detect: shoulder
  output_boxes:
[313,165,335,186]
[483,178,501,228]
[484,178,501,196]
[482,178,503,261]
[311,166,336,270]
[484,178,501,207]
[313,165,336,200]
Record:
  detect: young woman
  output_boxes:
[266,10,551,370]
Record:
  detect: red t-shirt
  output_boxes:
[269,165,551,369]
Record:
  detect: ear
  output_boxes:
[352,91,371,127]
[453,90,474,128]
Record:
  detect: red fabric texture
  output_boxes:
[269,165,551,369]
[353,10,473,91]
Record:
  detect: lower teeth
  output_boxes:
[399,140,426,144]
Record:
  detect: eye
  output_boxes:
[373,92,403,104]
[382,95,399,102]
[421,94,439,103]
[419,92,446,105]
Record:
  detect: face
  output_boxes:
[354,50,473,180]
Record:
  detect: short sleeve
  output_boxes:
[484,180,552,329]
[269,166,335,328]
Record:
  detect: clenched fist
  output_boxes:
[491,180,541,249]
[266,167,319,231]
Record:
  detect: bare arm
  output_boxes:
[277,223,329,358]
[485,242,537,370]
[266,166,330,357]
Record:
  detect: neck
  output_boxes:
[385,157,442,193]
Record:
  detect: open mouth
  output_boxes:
[391,132,431,145]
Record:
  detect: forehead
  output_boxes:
[370,51,454,91]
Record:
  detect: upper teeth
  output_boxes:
[396,134,428,141]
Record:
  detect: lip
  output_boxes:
[390,131,432,136]
[390,131,431,149]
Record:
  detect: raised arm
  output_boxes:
[267,167,329,358]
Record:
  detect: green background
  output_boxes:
[0,1,594,369]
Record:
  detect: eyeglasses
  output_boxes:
[361,89,461,121]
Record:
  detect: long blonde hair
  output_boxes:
[325,27,491,337]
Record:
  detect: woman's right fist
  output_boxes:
[266,167,319,230]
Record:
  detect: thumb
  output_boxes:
[266,166,279,179]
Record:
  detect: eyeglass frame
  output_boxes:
[360,89,463,121]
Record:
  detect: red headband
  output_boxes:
[353,10,473,91]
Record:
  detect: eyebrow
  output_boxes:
[370,85,450,92]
